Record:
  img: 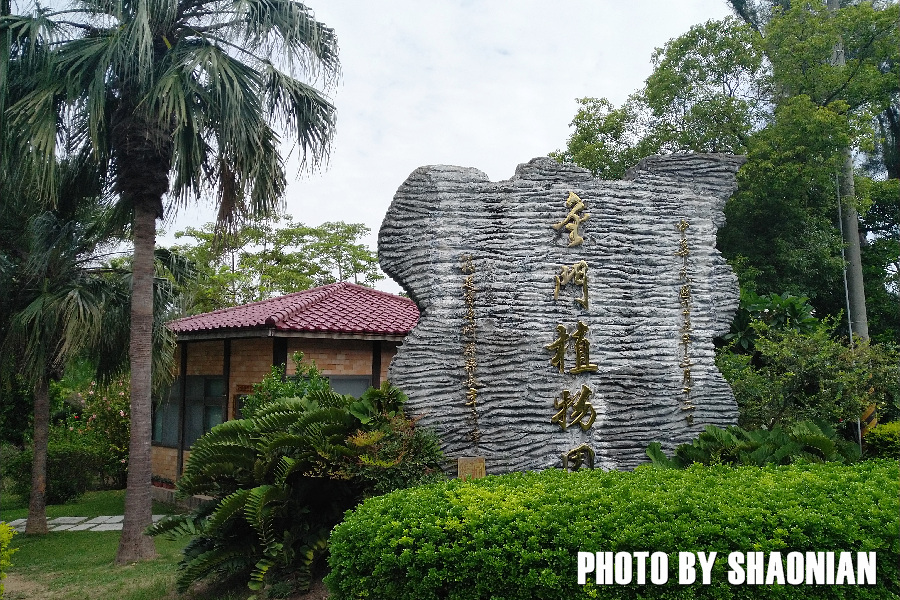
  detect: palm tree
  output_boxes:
[2,186,193,536]
[2,160,123,534]
[2,0,337,562]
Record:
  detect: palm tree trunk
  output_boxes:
[116,201,157,563]
[25,376,49,535]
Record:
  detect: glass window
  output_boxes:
[205,378,225,397]
[152,376,226,448]
[328,376,373,398]
[203,404,224,432]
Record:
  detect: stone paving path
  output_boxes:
[6,515,166,533]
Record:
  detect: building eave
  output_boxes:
[175,329,408,343]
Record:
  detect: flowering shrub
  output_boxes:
[65,377,131,488]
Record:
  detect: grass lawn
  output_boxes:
[1,490,248,600]
[0,489,178,523]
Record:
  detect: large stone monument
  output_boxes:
[379,154,745,472]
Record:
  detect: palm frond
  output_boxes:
[176,546,251,593]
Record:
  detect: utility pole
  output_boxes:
[827,0,869,342]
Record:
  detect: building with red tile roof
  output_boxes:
[153,283,419,482]
[168,281,418,338]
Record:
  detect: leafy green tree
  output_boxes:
[548,96,652,180]
[552,1,899,343]
[549,17,766,177]
[716,320,899,430]
[172,218,383,313]
[304,221,384,287]
[718,93,851,311]
[2,0,338,562]
[857,177,899,345]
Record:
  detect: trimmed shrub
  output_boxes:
[864,422,900,459]
[4,429,105,504]
[0,521,16,598]
[327,461,899,599]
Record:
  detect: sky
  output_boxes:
[159,0,736,294]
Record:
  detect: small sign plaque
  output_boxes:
[457,456,486,480]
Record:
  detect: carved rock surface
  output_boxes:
[379,154,745,472]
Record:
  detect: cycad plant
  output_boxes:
[149,383,443,596]
[646,420,860,469]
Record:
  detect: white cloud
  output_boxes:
[160,0,735,293]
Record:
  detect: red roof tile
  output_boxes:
[168,282,418,336]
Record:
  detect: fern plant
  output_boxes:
[646,421,860,469]
[149,385,443,596]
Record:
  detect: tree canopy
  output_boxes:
[169,218,384,313]
[552,0,899,343]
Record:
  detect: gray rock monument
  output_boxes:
[379,153,745,473]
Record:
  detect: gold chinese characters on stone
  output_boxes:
[544,320,598,375]
[552,191,589,247]
[554,260,589,309]
[460,255,481,444]
[551,384,596,431]
[674,220,694,422]
[562,443,595,471]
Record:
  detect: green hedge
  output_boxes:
[327,461,899,599]
[4,439,105,504]
[0,521,15,598]
[864,422,900,460]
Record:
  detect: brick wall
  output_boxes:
[381,342,400,382]
[287,338,375,376]
[185,340,224,375]
[228,337,275,419]
[151,446,191,482]
[173,336,402,383]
